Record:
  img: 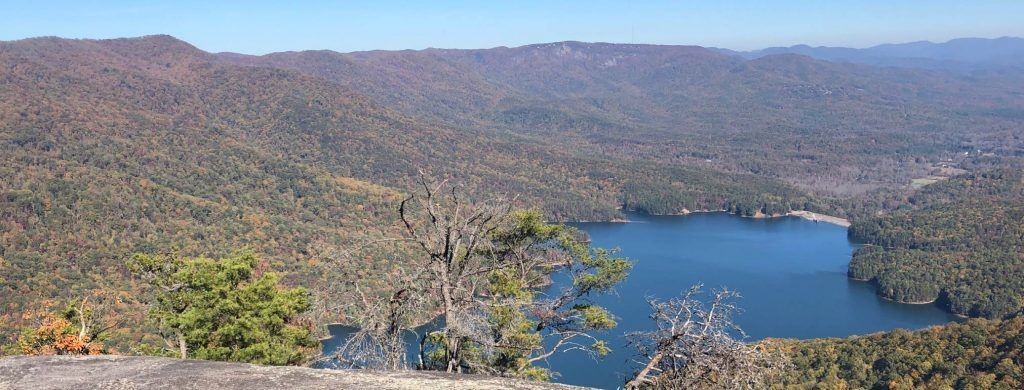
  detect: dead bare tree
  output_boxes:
[322,172,630,378]
[398,173,513,373]
[68,294,121,348]
[328,285,420,370]
[625,284,788,389]
[316,236,427,370]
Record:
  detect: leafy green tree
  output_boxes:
[480,210,628,380]
[127,252,317,365]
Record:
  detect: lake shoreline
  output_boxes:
[322,211,957,388]
[577,209,852,228]
[784,210,852,227]
[879,295,939,305]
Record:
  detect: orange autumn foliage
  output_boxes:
[17,310,106,356]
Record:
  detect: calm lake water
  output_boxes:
[322,212,958,388]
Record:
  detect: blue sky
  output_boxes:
[2,1,1022,54]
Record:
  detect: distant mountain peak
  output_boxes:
[0,34,210,82]
[99,34,204,56]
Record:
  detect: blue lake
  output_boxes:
[323,212,958,388]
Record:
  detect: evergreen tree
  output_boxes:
[127,252,317,365]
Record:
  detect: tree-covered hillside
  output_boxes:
[849,169,1024,318]
[774,318,1024,389]
[2,34,1024,348]
[2,34,1024,387]
[0,36,820,343]
[222,41,1024,197]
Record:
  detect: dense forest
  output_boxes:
[0,36,842,344]
[774,318,1024,389]
[2,34,1024,387]
[849,169,1024,318]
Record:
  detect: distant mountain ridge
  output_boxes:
[218,36,1024,188]
[716,36,1024,71]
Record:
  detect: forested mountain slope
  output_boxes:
[0,36,411,341]
[0,36,815,341]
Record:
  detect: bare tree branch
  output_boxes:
[625,284,788,389]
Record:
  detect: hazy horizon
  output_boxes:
[4,32,1023,57]
[3,1,1023,55]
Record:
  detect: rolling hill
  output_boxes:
[220,39,1024,196]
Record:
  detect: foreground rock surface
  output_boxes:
[0,355,587,390]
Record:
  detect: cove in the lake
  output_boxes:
[322,212,959,389]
